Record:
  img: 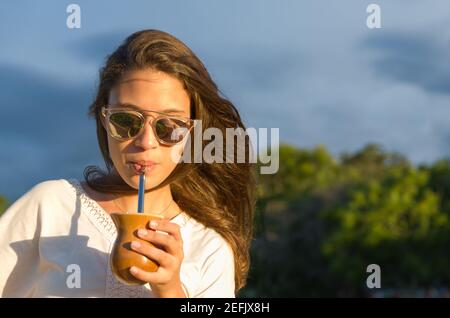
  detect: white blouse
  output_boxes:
[0,179,235,298]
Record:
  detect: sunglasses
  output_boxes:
[101,106,195,145]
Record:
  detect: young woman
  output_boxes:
[0,30,256,298]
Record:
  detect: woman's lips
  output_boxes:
[128,162,157,174]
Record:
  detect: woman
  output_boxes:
[0,29,256,298]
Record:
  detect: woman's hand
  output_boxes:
[129,219,186,298]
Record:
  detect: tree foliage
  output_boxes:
[243,143,450,297]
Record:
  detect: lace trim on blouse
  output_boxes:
[64,178,190,298]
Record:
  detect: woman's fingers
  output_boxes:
[148,219,183,242]
[137,226,183,257]
[128,219,185,291]
[129,265,163,284]
[130,240,173,267]
[137,229,181,256]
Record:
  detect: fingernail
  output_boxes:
[130,266,138,274]
[150,221,158,229]
[131,241,141,249]
[138,229,148,236]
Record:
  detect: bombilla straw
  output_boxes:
[137,167,146,213]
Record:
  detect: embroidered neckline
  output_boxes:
[66,178,117,241]
[64,178,190,241]
[63,178,195,298]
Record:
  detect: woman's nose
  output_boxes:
[134,121,158,149]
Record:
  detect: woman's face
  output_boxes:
[105,68,191,190]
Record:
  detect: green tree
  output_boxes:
[322,165,448,295]
[243,143,450,297]
[427,158,450,214]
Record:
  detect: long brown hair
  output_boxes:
[84,29,256,293]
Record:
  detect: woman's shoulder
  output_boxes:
[0,179,76,233]
[28,178,70,193]
[20,178,74,202]
[4,179,76,215]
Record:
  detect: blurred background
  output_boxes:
[1,0,450,297]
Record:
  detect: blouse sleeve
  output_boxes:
[0,182,45,297]
[193,236,236,298]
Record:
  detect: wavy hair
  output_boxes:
[84,29,256,293]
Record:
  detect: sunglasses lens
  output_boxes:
[106,109,191,144]
[155,118,189,144]
[108,112,143,139]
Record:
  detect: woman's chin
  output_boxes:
[116,164,167,190]
[123,174,163,191]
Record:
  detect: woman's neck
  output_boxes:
[114,184,179,218]
[81,181,180,219]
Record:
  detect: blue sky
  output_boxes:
[1,0,450,202]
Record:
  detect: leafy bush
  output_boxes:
[242,143,450,297]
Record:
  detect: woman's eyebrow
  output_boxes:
[117,103,186,115]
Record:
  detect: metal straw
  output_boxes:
[137,167,146,213]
